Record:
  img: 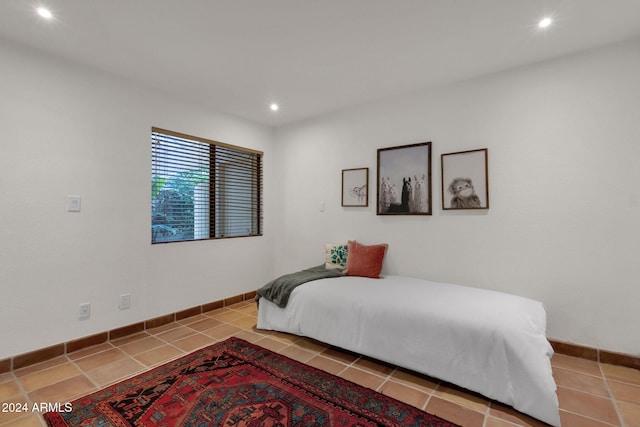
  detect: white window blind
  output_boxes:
[151,128,263,243]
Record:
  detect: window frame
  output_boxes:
[151,127,263,244]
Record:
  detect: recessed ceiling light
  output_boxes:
[270,103,279,112]
[538,17,552,28]
[36,7,53,19]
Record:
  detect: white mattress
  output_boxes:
[257,275,560,426]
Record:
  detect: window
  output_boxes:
[151,127,263,243]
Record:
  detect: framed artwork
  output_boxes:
[441,148,489,210]
[377,142,432,215]
[341,168,369,207]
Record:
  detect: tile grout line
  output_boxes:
[559,409,622,427]
[9,353,84,427]
[374,366,396,393]
[479,394,493,427]
[3,368,38,427]
[421,392,433,413]
[553,363,606,379]
[64,355,103,395]
[553,371,621,399]
[552,356,633,426]
[68,342,147,395]
[599,363,627,427]
[379,367,395,392]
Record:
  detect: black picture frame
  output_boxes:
[441,148,489,210]
[341,168,369,207]
[377,142,432,215]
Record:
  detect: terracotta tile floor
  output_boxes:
[1,300,639,427]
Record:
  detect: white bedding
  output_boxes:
[257,275,560,426]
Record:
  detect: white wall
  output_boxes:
[273,37,640,355]
[0,38,276,359]
[2,34,638,361]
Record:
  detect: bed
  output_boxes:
[257,272,560,426]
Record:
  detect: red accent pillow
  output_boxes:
[345,240,388,278]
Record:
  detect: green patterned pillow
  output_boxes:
[324,243,349,270]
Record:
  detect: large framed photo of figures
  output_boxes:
[377,142,432,215]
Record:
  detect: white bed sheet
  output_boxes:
[257,275,560,426]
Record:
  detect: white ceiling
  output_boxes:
[1,0,640,127]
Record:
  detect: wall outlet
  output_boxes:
[67,196,81,212]
[119,294,131,310]
[78,303,91,320]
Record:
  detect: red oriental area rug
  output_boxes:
[44,337,459,427]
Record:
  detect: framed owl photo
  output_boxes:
[441,148,489,210]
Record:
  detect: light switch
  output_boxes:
[67,196,81,212]
[319,201,325,212]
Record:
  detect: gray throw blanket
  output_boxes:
[256,265,345,308]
